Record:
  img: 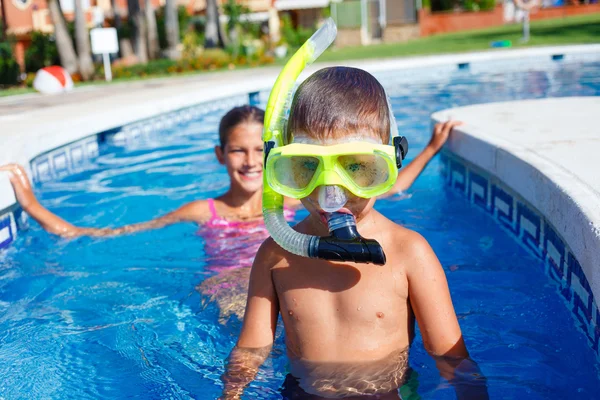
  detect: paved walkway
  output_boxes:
[0,67,282,117]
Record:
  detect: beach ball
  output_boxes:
[33,66,74,94]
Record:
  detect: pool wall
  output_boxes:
[433,94,600,359]
[440,149,600,358]
[1,44,600,359]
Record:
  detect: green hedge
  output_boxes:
[25,31,60,73]
[0,42,21,86]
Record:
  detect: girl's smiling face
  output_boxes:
[215,122,264,194]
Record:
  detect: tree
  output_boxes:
[127,0,148,62]
[204,0,225,48]
[74,0,94,80]
[223,0,248,56]
[164,0,180,59]
[110,0,122,30]
[145,0,159,59]
[47,0,78,74]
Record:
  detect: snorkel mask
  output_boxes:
[262,18,408,265]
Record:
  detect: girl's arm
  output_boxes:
[0,164,209,238]
[381,120,463,197]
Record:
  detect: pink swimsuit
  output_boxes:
[197,199,296,272]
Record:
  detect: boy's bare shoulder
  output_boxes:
[254,236,290,271]
[253,218,312,271]
[378,216,436,265]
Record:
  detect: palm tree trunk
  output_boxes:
[127,0,148,63]
[204,0,223,48]
[145,0,159,59]
[74,0,94,80]
[47,0,78,74]
[164,0,180,59]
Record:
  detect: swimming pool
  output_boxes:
[1,59,600,399]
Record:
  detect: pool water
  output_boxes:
[1,60,600,399]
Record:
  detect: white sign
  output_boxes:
[90,27,119,55]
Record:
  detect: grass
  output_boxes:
[317,13,600,62]
[0,87,35,97]
[1,13,598,97]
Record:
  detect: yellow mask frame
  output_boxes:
[265,142,399,199]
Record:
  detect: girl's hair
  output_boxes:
[219,105,265,148]
[287,67,390,144]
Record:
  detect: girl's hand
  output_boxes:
[0,164,38,210]
[427,120,463,154]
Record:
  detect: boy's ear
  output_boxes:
[215,145,225,165]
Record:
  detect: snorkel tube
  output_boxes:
[262,18,399,265]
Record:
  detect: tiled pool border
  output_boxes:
[441,151,600,359]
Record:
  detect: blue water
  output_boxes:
[1,60,600,399]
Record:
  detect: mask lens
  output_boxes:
[338,154,390,189]
[274,155,319,190]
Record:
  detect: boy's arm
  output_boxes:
[0,163,208,238]
[381,120,462,197]
[405,232,489,399]
[221,240,280,399]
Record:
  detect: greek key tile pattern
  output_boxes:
[441,152,600,358]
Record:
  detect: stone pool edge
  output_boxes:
[435,99,600,358]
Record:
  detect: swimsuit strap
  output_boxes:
[207,198,219,220]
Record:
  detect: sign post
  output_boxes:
[90,27,119,82]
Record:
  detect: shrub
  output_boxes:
[280,13,313,48]
[25,31,60,73]
[0,41,21,86]
[463,0,495,10]
[430,0,455,12]
[110,47,273,80]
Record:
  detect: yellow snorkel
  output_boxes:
[262,18,337,260]
[262,19,407,265]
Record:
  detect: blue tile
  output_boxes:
[568,252,593,325]
[70,144,85,168]
[449,159,466,193]
[491,185,517,233]
[52,151,69,176]
[33,157,52,183]
[560,285,573,303]
[0,215,13,250]
[468,171,490,212]
[13,207,27,231]
[516,202,542,258]
[544,223,566,281]
[249,91,260,106]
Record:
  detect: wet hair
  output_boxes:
[286,67,390,144]
[219,105,265,148]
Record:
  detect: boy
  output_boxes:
[221,67,488,398]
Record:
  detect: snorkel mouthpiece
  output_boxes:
[308,212,386,265]
[318,185,348,213]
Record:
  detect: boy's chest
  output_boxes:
[272,259,409,326]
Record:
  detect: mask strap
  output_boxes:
[386,94,399,143]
